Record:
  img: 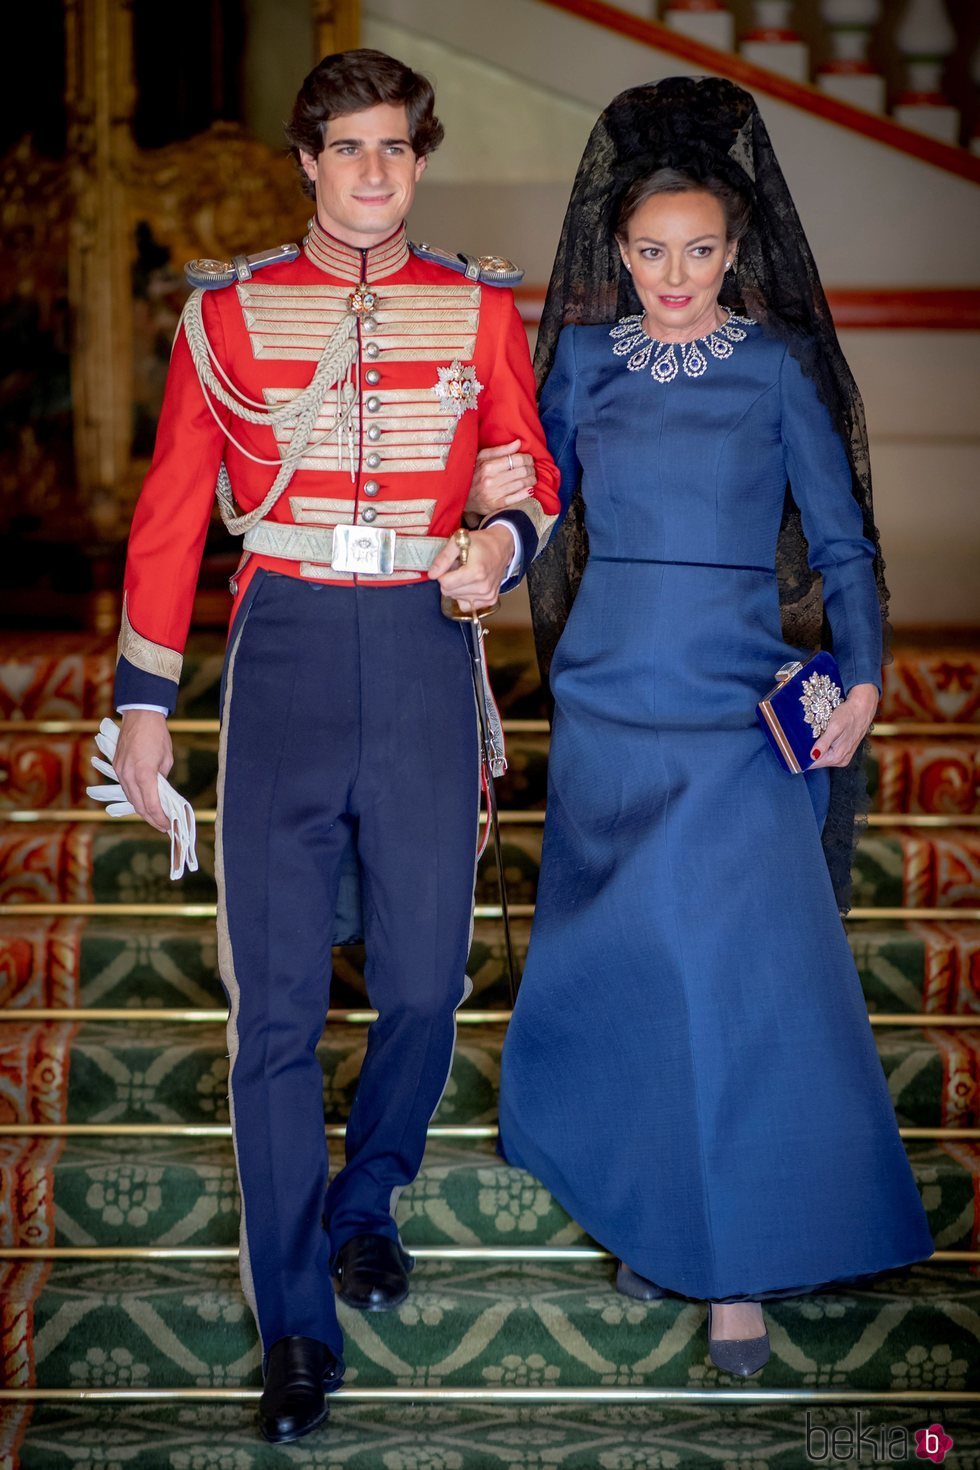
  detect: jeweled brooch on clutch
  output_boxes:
[799,672,842,740]
[433,360,484,418]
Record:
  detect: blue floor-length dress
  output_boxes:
[498,316,934,1300]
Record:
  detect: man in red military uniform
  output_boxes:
[111,50,559,1444]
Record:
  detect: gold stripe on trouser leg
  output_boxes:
[389,660,482,1229]
[214,617,261,1346]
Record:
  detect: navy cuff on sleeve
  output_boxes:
[485,508,538,592]
[114,656,179,715]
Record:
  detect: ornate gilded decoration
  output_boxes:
[313,0,361,71]
[116,594,183,684]
[0,140,77,540]
[800,670,843,740]
[433,360,484,419]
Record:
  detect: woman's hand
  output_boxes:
[465,439,535,517]
[809,683,878,770]
[430,525,515,612]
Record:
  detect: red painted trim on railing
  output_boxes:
[535,0,980,187]
[826,290,980,330]
[512,286,980,331]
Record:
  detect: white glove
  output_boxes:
[86,717,199,882]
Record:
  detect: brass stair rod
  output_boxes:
[0,1387,977,1404]
[0,1008,976,1026]
[0,1244,974,1263]
[0,1122,974,1140]
[6,810,979,828]
[3,717,979,736]
[0,903,978,920]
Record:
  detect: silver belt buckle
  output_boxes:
[331,524,396,576]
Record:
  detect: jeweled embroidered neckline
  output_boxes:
[609,310,756,382]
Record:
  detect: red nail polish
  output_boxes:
[812,748,821,759]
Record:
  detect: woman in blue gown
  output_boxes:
[493,79,934,1376]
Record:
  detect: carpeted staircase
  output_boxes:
[0,631,978,1468]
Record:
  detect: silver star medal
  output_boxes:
[433,360,484,420]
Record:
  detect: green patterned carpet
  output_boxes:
[2,1137,975,1252]
[10,1258,976,1392]
[15,1402,980,1470]
[2,1018,976,1130]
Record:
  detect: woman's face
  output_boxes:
[618,189,734,342]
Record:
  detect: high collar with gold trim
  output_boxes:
[303,219,410,284]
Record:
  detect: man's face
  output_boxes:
[299,102,427,247]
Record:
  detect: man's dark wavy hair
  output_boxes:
[285,48,444,199]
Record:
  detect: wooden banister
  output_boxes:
[535,0,980,186]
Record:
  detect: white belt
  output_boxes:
[242,519,447,576]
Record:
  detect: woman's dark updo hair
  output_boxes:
[615,167,752,245]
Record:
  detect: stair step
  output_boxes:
[0,914,525,1011]
[4,823,980,909]
[2,916,978,1016]
[3,635,978,724]
[8,731,980,818]
[12,1401,980,1469]
[0,631,551,723]
[0,1020,975,1129]
[0,731,553,812]
[1,1136,975,1254]
[869,738,980,817]
[10,1257,974,1390]
[882,649,980,725]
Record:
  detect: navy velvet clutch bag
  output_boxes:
[756,652,844,774]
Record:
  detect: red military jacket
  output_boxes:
[115,219,561,711]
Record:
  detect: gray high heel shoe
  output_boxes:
[615,1261,666,1301]
[706,1302,770,1377]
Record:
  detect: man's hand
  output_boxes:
[113,710,174,833]
[465,439,535,517]
[809,683,878,769]
[430,525,515,612]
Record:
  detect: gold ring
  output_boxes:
[454,527,471,567]
[508,455,514,472]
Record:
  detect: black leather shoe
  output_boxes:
[258,1335,342,1445]
[333,1233,414,1310]
[615,1260,667,1301]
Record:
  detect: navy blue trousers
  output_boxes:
[216,571,479,1366]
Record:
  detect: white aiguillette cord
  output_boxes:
[86,718,199,881]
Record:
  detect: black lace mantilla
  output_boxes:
[527,75,889,912]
